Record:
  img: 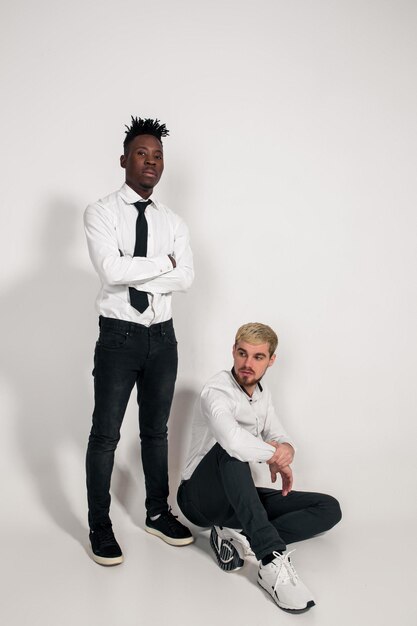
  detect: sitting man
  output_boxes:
[177,323,341,614]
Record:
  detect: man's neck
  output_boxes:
[125,180,153,199]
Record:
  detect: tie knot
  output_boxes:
[134,199,152,215]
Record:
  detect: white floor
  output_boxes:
[3,504,416,626]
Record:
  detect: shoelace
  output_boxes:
[161,507,180,530]
[271,550,299,589]
[236,535,254,556]
[242,544,254,557]
[220,527,254,556]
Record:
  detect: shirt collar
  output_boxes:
[118,182,159,208]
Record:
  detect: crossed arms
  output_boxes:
[84,203,194,293]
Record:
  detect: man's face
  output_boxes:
[232,340,276,389]
[120,134,164,197]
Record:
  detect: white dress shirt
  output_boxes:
[84,183,194,325]
[182,370,295,486]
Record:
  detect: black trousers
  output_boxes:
[177,443,341,560]
[86,316,178,529]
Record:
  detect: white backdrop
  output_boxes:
[1,0,416,545]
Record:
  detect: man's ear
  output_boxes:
[120,154,126,169]
[268,354,276,368]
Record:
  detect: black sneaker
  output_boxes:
[89,524,124,566]
[145,508,194,546]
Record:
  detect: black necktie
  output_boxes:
[129,199,152,313]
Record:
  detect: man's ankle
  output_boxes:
[261,550,284,566]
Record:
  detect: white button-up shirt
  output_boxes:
[182,370,295,486]
[84,183,194,325]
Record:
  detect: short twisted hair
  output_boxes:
[123,116,169,153]
[235,323,278,356]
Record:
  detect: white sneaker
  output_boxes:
[210,526,254,572]
[258,550,315,613]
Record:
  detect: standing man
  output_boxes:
[84,116,194,566]
[177,323,341,613]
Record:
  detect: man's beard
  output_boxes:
[233,368,263,388]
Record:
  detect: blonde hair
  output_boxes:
[234,323,278,356]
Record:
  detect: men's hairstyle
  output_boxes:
[235,323,278,356]
[123,116,169,152]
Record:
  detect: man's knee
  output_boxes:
[140,426,168,444]
[212,443,249,468]
[88,431,120,452]
[322,494,342,529]
[214,444,253,478]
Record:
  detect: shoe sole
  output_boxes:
[210,528,244,572]
[145,525,194,546]
[257,576,315,613]
[91,553,124,566]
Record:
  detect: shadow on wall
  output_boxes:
[1,199,97,544]
[2,200,199,542]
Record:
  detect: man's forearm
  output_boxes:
[131,263,194,294]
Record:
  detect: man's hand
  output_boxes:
[280,465,293,496]
[269,463,293,496]
[168,254,176,268]
[266,441,294,469]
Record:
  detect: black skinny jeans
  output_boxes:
[86,316,178,529]
[177,443,342,560]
